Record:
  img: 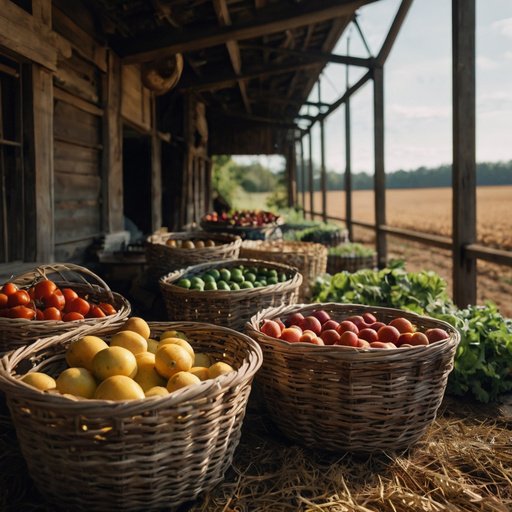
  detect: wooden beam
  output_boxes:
[465,244,512,268]
[121,0,373,63]
[151,98,162,233]
[177,60,321,93]
[287,143,297,208]
[300,137,306,210]
[239,43,374,68]
[212,0,252,114]
[210,108,297,129]
[373,66,387,268]
[54,87,104,117]
[345,89,353,242]
[0,0,58,70]
[452,0,476,307]
[376,0,413,66]
[305,101,331,108]
[318,81,327,223]
[102,50,124,233]
[308,131,314,220]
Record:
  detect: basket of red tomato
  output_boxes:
[0,263,131,353]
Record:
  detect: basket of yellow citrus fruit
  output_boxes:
[0,316,262,511]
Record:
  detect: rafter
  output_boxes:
[210,108,297,129]
[212,0,251,114]
[377,0,413,65]
[177,60,321,93]
[119,0,375,63]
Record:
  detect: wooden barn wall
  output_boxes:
[52,3,104,262]
[121,64,152,132]
[208,119,289,155]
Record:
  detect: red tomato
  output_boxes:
[1,283,18,296]
[7,290,31,308]
[62,288,79,305]
[34,280,57,301]
[0,293,8,308]
[62,312,85,322]
[43,307,62,321]
[9,306,36,320]
[28,286,36,300]
[98,303,117,316]
[68,297,90,316]
[35,308,44,320]
[44,291,66,311]
[87,305,106,318]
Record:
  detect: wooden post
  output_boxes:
[300,136,305,213]
[452,0,476,307]
[373,65,387,268]
[345,39,353,242]
[102,50,124,233]
[308,130,314,219]
[286,142,296,208]
[150,103,162,233]
[318,81,327,222]
[32,66,54,262]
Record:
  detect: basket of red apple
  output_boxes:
[200,210,282,240]
[0,263,131,354]
[245,303,459,454]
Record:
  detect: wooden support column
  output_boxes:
[32,66,54,262]
[150,100,162,233]
[373,65,387,268]
[102,50,124,233]
[318,81,327,222]
[452,0,476,307]
[286,142,297,208]
[345,48,353,242]
[300,137,305,212]
[308,131,314,219]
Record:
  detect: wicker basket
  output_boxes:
[240,240,327,301]
[327,253,376,273]
[146,231,242,282]
[160,259,302,331]
[246,303,459,454]
[200,220,282,241]
[0,263,131,354]
[0,321,263,511]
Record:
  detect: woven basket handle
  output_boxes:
[13,263,114,301]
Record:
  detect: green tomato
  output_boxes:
[280,273,288,282]
[219,268,231,282]
[244,272,256,283]
[206,269,221,280]
[267,269,278,278]
[230,268,244,283]
[229,282,240,290]
[217,280,230,291]
[267,276,278,285]
[202,274,216,284]
[204,281,218,291]
[253,281,262,287]
[191,283,204,291]
[177,278,191,289]
[190,276,205,287]
[240,281,254,289]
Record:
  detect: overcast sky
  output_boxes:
[235,0,512,174]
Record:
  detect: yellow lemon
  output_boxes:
[155,344,192,379]
[159,337,194,359]
[145,386,169,398]
[56,367,97,399]
[122,317,151,339]
[147,338,159,354]
[160,330,188,341]
[94,375,145,401]
[189,366,210,381]
[134,363,166,392]
[194,352,212,368]
[92,346,137,381]
[166,371,201,393]
[208,362,235,379]
[110,330,148,355]
[135,351,155,366]
[20,372,56,391]
[65,336,108,371]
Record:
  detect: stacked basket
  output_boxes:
[0,263,131,354]
[160,259,302,331]
[240,240,327,301]
[145,231,242,283]
[0,321,262,511]
[246,303,459,454]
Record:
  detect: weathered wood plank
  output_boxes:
[102,50,124,233]
[308,131,314,219]
[121,64,152,132]
[54,100,101,148]
[151,123,162,232]
[54,141,100,176]
[54,87,103,117]
[54,60,100,105]
[54,238,96,263]
[0,0,58,70]
[452,0,476,307]
[55,172,101,201]
[54,202,100,245]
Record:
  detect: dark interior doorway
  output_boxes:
[122,125,152,238]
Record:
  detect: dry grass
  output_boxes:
[1,396,511,512]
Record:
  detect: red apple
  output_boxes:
[366,321,386,331]
[396,332,413,347]
[370,341,395,349]
[362,312,377,324]
[280,328,302,343]
[286,312,305,328]
[410,332,429,346]
[335,331,359,347]
[299,331,317,343]
[321,319,340,332]
[310,337,325,346]
[344,315,365,328]
[358,328,379,343]
[377,325,400,344]
[320,329,341,345]
[288,324,303,334]
[389,317,415,334]
[425,328,449,343]
[336,320,359,335]
[310,310,331,325]
[260,319,282,338]
[356,338,371,348]
[302,316,322,335]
